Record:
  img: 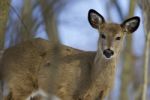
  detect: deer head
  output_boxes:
[88,9,140,59]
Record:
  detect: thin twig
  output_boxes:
[7,2,30,35]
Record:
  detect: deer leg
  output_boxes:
[3,91,13,100]
[96,89,109,100]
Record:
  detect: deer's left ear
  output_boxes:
[121,16,140,33]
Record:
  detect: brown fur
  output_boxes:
[0,10,140,100]
[1,39,114,100]
[0,37,118,100]
[0,38,96,100]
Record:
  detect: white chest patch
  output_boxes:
[26,89,48,100]
[26,89,61,100]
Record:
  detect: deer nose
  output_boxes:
[103,49,114,58]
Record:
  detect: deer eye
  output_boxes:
[116,37,121,40]
[101,34,106,39]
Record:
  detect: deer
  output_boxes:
[0,9,140,100]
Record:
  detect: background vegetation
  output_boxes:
[0,0,149,100]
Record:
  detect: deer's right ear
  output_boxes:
[88,9,105,29]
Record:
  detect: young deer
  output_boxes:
[0,9,140,100]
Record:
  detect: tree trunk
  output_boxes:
[0,0,10,98]
[120,0,136,100]
[141,0,150,100]
[40,0,60,45]
[19,0,35,42]
[0,0,10,49]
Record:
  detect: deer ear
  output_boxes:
[121,16,140,33]
[88,9,105,29]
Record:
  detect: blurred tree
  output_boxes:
[6,0,34,46]
[18,0,35,41]
[0,0,10,49]
[11,0,34,44]
[120,0,136,100]
[39,0,69,45]
[111,0,124,20]
[39,0,60,44]
[0,0,10,98]
[6,0,69,46]
[140,0,150,100]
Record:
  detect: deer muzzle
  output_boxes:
[103,49,114,58]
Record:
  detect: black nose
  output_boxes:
[103,49,114,58]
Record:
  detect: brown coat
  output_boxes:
[0,9,140,100]
[0,38,115,100]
